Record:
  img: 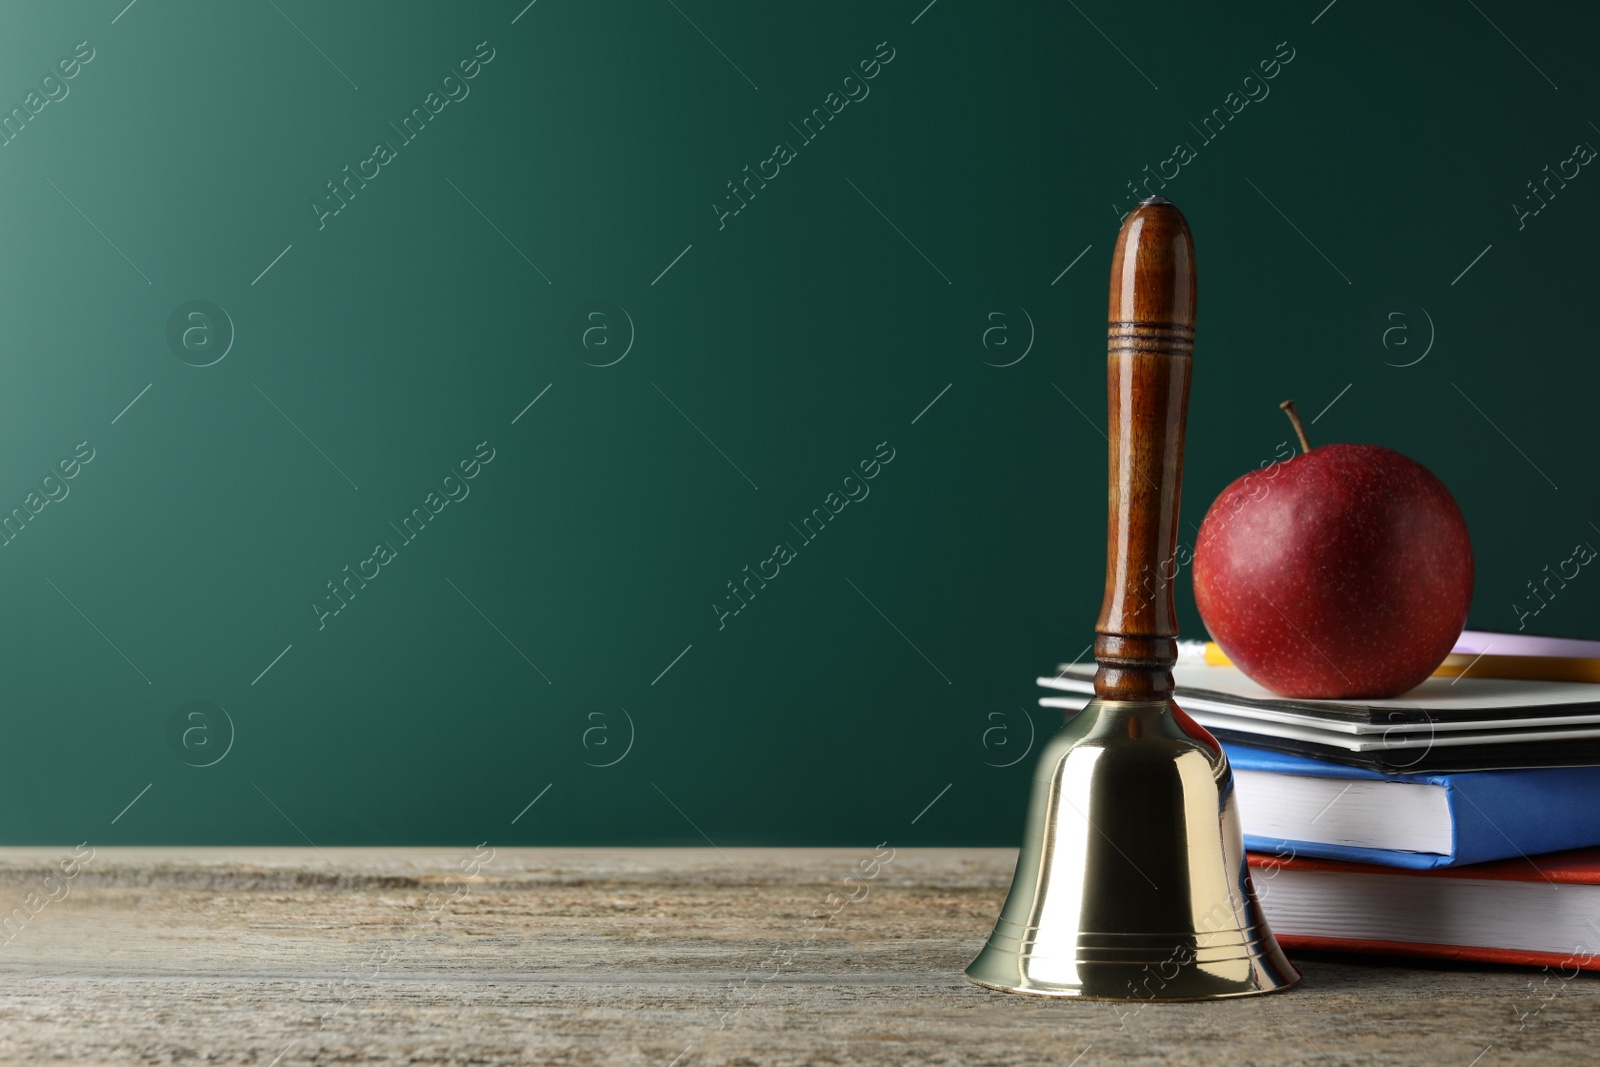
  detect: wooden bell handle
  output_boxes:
[1093,197,1196,701]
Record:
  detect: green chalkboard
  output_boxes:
[1,0,1595,846]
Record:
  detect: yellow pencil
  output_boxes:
[1201,642,1600,685]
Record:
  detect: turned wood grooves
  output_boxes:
[1105,323,1195,356]
[1093,199,1197,702]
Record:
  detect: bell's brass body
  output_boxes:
[965,699,1299,1000]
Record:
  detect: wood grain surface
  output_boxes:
[0,847,1590,1065]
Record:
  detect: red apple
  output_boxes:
[1192,402,1473,699]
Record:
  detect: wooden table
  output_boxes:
[0,847,1590,1065]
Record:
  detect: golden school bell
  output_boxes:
[965,198,1298,1000]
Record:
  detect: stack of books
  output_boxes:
[1038,631,1600,971]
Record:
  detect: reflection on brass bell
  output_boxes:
[965,198,1299,1000]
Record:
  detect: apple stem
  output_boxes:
[1280,400,1312,454]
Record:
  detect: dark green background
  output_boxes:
[0,0,1593,846]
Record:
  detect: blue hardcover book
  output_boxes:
[1226,742,1600,869]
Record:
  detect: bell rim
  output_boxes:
[962,969,1301,1001]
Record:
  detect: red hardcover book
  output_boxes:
[1247,847,1600,971]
